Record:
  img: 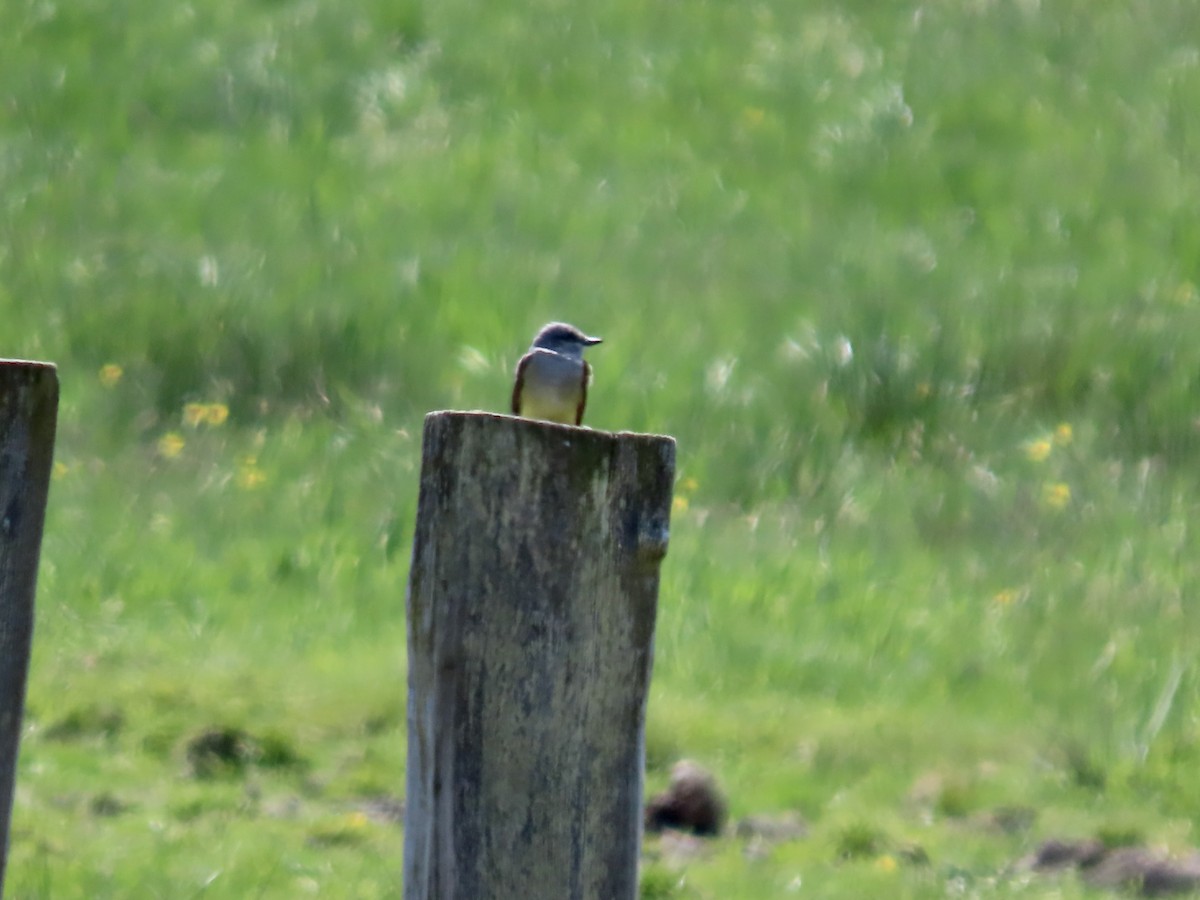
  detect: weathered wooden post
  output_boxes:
[0,361,58,894]
[404,411,674,900]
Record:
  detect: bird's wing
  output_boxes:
[574,360,591,425]
[512,353,531,415]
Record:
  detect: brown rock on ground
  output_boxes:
[1025,838,1200,897]
[1084,847,1200,897]
[735,811,809,843]
[1027,837,1108,871]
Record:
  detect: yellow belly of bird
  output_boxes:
[516,348,587,424]
[518,391,579,425]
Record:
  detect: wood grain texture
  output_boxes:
[404,411,675,900]
[0,361,59,895]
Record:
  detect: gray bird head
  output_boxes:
[530,322,603,359]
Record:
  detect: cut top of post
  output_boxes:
[418,410,676,569]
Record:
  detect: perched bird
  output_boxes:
[511,322,602,426]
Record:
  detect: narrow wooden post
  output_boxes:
[404,411,675,900]
[0,361,58,894]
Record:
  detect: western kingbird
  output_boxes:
[511,322,602,426]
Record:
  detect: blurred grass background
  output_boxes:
[4,0,1200,896]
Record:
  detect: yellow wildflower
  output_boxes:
[1041,482,1071,510]
[99,364,123,387]
[204,403,229,426]
[741,106,766,128]
[183,403,208,427]
[672,495,690,514]
[1053,423,1073,446]
[52,461,70,480]
[874,855,898,873]
[237,458,266,490]
[184,402,230,427]
[157,432,185,459]
[681,476,699,493]
[1025,438,1052,462]
[992,589,1019,606]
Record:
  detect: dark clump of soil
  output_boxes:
[186,726,260,778]
[44,705,125,743]
[184,725,305,779]
[645,760,727,837]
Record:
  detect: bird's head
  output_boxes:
[530,322,603,359]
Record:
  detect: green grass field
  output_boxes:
[4,0,1200,895]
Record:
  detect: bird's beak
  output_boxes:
[584,335,603,346]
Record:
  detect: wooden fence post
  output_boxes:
[404,411,675,900]
[0,361,58,894]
